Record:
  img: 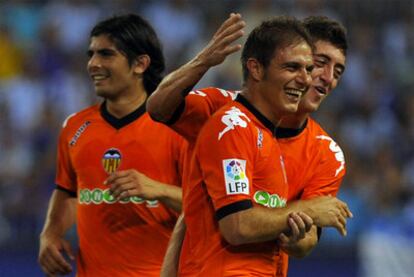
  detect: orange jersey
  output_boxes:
[181,96,288,276]
[55,102,187,277]
[167,87,238,275]
[168,87,346,277]
[168,87,239,145]
[275,118,346,276]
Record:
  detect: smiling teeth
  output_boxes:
[285,89,302,97]
[315,87,326,94]
[93,75,107,80]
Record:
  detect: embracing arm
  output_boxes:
[161,214,186,277]
[146,13,245,122]
[38,189,77,275]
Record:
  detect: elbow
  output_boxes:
[219,214,252,246]
[146,94,164,122]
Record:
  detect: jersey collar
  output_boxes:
[100,101,146,129]
[275,119,308,138]
[236,94,277,136]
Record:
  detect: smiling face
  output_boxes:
[258,40,314,120]
[87,34,140,100]
[297,40,346,113]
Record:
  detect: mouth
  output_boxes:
[314,86,327,95]
[90,74,109,84]
[285,88,305,101]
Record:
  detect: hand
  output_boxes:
[195,13,245,67]
[38,235,74,276]
[105,169,162,201]
[278,212,313,247]
[303,196,353,236]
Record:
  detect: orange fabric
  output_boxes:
[170,87,238,145]
[276,118,346,276]
[181,100,288,276]
[56,103,187,277]
[170,88,346,276]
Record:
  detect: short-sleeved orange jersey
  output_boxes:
[55,102,187,277]
[181,95,288,276]
[275,118,346,276]
[168,87,346,277]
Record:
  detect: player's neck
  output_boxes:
[240,88,282,127]
[105,90,147,119]
[279,113,309,129]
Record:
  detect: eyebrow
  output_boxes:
[87,48,117,56]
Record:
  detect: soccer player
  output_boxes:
[149,14,352,276]
[38,14,187,277]
[147,14,352,276]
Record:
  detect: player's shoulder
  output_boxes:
[61,104,99,130]
[190,87,240,100]
[201,102,256,141]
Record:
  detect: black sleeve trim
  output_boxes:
[56,185,77,198]
[216,199,253,221]
[166,100,186,125]
[317,227,322,241]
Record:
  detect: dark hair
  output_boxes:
[303,16,348,56]
[90,14,165,94]
[241,16,313,82]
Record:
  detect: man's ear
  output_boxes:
[246,58,264,82]
[133,54,151,74]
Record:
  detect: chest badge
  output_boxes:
[102,148,122,174]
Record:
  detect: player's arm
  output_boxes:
[38,189,77,276]
[160,214,186,277]
[105,170,182,212]
[278,220,319,258]
[219,195,352,246]
[146,13,245,122]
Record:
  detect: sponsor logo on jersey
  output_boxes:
[254,190,286,208]
[223,159,249,195]
[102,148,122,174]
[316,135,345,176]
[79,188,158,207]
[69,121,91,146]
[218,107,250,140]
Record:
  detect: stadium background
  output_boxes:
[0,0,413,276]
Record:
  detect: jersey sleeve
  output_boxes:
[196,106,255,219]
[301,137,346,199]
[55,123,77,194]
[168,87,237,144]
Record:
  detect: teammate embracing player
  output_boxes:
[147,14,352,276]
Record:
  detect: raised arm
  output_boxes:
[146,13,245,122]
[38,189,77,276]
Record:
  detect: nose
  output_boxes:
[320,66,334,85]
[296,68,312,88]
[87,53,101,71]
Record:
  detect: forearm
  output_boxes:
[161,214,186,277]
[40,189,77,238]
[157,183,182,212]
[219,206,296,245]
[147,57,210,122]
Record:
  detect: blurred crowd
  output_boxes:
[0,0,413,272]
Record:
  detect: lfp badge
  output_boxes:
[102,148,122,174]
